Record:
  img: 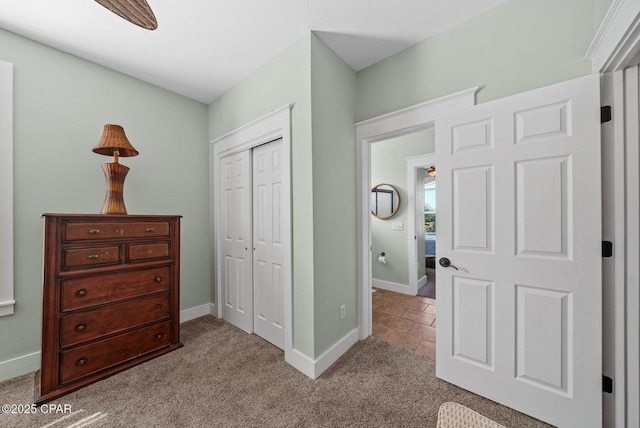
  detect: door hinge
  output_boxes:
[603,375,613,393]
[602,241,613,258]
[601,106,612,123]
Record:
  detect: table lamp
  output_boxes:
[92,124,139,215]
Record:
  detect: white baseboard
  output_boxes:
[285,327,359,379]
[0,303,218,383]
[0,351,40,383]
[372,278,414,295]
[285,349,315,378]
[180,303,216,323]
[1,304,357,384]
[418,275,427,288]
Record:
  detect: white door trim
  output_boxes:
[600,62,640,428]
[210,104,293,356]
[587,5,640,425]
[585,0,640,73]
[406,153,435,294]
[623,65,640,428]
[356,88,478,339]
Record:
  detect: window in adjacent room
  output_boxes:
[424,180,436,234]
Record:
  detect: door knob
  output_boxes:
[439,257,459,270]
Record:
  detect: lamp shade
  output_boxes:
[92,124,139,157]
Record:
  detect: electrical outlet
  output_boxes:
[340,304,346,319]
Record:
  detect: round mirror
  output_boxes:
[371,183,400,219]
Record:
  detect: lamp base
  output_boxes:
[100,162,130,215]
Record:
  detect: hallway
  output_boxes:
[372,288,436,358]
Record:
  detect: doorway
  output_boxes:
[368,129,438,357]
[370,129,434,296]
[356,88,478,340]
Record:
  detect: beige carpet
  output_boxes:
[0,316,550,427]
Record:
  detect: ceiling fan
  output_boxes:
[95,0,158,30]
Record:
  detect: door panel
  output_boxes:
[253,139,285,349]
[452,165,493,252]
[452,277,493,368]
[220,151,253,333]
[516,157,570,257]
[436,74,601,427]
[516,285,570,394]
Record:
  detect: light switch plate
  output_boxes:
[392,222,404,231]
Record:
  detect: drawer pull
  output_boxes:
[75,289,88,298]
[154,333,164,340]
[74,323,87,333]
[75,357,88,367]
[154,276,163,283]
[87,254,99,260]
[153,304,162,312]
[89,229,100,234]
[145,228,155,232]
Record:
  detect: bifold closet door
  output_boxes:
[220,150,253,333]
[252,139,285,349]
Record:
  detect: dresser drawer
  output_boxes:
[61,266,171,311]
[62,246,120,269]
[64,222,170,241]
[60,294,170,348]
[127,242,170,262]
[60,321,171,384]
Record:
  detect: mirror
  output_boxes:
[371,183,400,219]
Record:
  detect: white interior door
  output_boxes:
[252,139,285,349]
[435,74,602,427]
[220,150,253,333]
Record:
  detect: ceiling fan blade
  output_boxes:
[95,0,158,30]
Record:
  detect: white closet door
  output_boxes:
[252,139,285,349]
[220,150,253,333]
[435,74,602,427]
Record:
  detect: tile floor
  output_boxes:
[372,288,436,358]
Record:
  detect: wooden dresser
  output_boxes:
[36,214,182,404]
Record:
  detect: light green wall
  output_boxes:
[371,129,434,286]
[1,0,604,377]
[595,0,613,27]
[0,29,210,375]
[208,34,316,357]
[208,33,358,359]
[310,34,357,356]
[356,0,596,121]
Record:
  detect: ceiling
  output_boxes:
[0,0,511,104]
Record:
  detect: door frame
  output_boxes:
[210,104,293,354]
[586,2,640,424]
[356,88,478,339]
[406,153,436,294]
